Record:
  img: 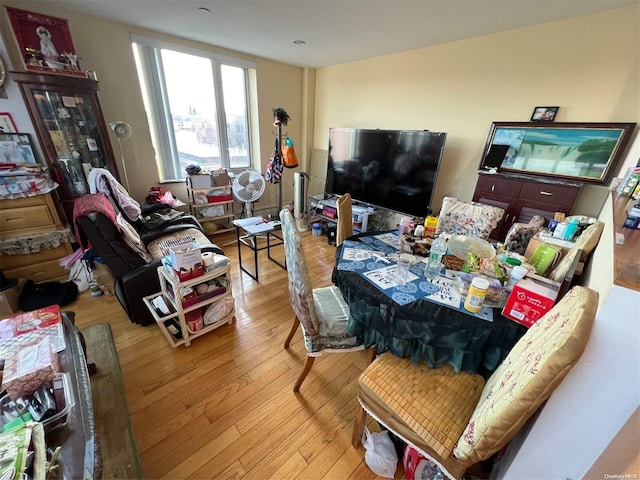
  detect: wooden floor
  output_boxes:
[68,229,396,479]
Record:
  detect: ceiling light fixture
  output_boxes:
[293,40,306,45]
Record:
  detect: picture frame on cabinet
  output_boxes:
[479,122,637,185]
[0,133,37,165]
[0,113,17,133]
[530,106,559,122]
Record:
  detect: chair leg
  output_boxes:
[284,316,299,349]
[293,356,315,393]
[368,345,377,364]
[352,402,368,448]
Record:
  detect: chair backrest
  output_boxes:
[453,285,598,465]
[336,193,353,247]
[436,197,505,240]
[279,209,320,336]
[548,247,582,286]
[573,221,604,262]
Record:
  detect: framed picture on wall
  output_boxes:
[0,133,37,165]
[479,122,637,184]
[5,6,86,78]
[0,113,17,133]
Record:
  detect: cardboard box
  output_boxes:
[2,336,59,399]
[502,274,560,327]
[524,232,573,262]
[0,283,21,316]
[211,170,230,187]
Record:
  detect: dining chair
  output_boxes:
[435,197,505,240]
[279,209,367,392]
[352,285,598,479]
[547,247,583,300]
[336,193,353,247]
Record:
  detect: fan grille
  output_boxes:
[232,171,265,202]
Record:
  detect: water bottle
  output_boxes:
[563,217,580,241]
[427,235,448,277]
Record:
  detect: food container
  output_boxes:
[0,372,74,432]
[464,277,490,313]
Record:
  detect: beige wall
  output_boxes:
[313,6,639,216]
[0,1,307,209]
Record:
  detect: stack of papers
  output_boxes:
[234,217,275,235]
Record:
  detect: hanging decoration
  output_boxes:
[264,137,283,184]
[282,136,298,168]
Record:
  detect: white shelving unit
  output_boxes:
[307,194,381,235]
[186,176,235,236]
[143,264,235,347]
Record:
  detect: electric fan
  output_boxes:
[232,170,266,217]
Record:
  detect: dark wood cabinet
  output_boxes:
[12,71,120,223]
[473,172,581,240]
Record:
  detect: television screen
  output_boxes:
[324,128,447,217]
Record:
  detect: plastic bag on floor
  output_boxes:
[363,427,398,478]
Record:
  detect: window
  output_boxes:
[132,36,255,181]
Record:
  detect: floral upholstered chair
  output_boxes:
[435,197,505,240]
[279,209,366,392]
[352,286,598,479]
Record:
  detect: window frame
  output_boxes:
[132,34,256,181]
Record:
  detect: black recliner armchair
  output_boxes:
[75,198,223,326]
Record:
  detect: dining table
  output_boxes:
[332,231,527,377]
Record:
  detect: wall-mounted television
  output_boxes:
[324,128,447,218]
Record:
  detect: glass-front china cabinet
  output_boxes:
[12,71,120,223]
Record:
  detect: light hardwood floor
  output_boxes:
[68,229,395,479]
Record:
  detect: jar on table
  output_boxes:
[464,277,490,313]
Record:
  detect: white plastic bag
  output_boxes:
[362,427,398,478]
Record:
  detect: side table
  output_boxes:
[233,217,286,281]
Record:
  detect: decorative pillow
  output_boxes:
[436,197,505,240]
[504,215,545,255]
[453,286,598,465]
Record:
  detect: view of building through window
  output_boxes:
[133,38,252,180]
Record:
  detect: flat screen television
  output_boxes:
[324,128,447,218]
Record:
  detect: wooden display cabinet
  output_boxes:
[11,71,120,223]
[473,172,582,240]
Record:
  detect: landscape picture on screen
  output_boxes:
[482,122,636,184]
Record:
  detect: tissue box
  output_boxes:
[2,337,59,400]
[169,243,201,271]
[502,274,559,328]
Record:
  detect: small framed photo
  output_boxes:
[0,112,17,133]
[531,106,559,122]
[0,133,37,165]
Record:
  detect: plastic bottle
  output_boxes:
[399,216,413,236]
[563,217,580,241]
[426,235,448,277]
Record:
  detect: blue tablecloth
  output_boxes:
[332,231,527,376]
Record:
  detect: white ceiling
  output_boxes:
[40,0,637,68]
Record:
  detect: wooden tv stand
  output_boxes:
[472,172,582,240]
